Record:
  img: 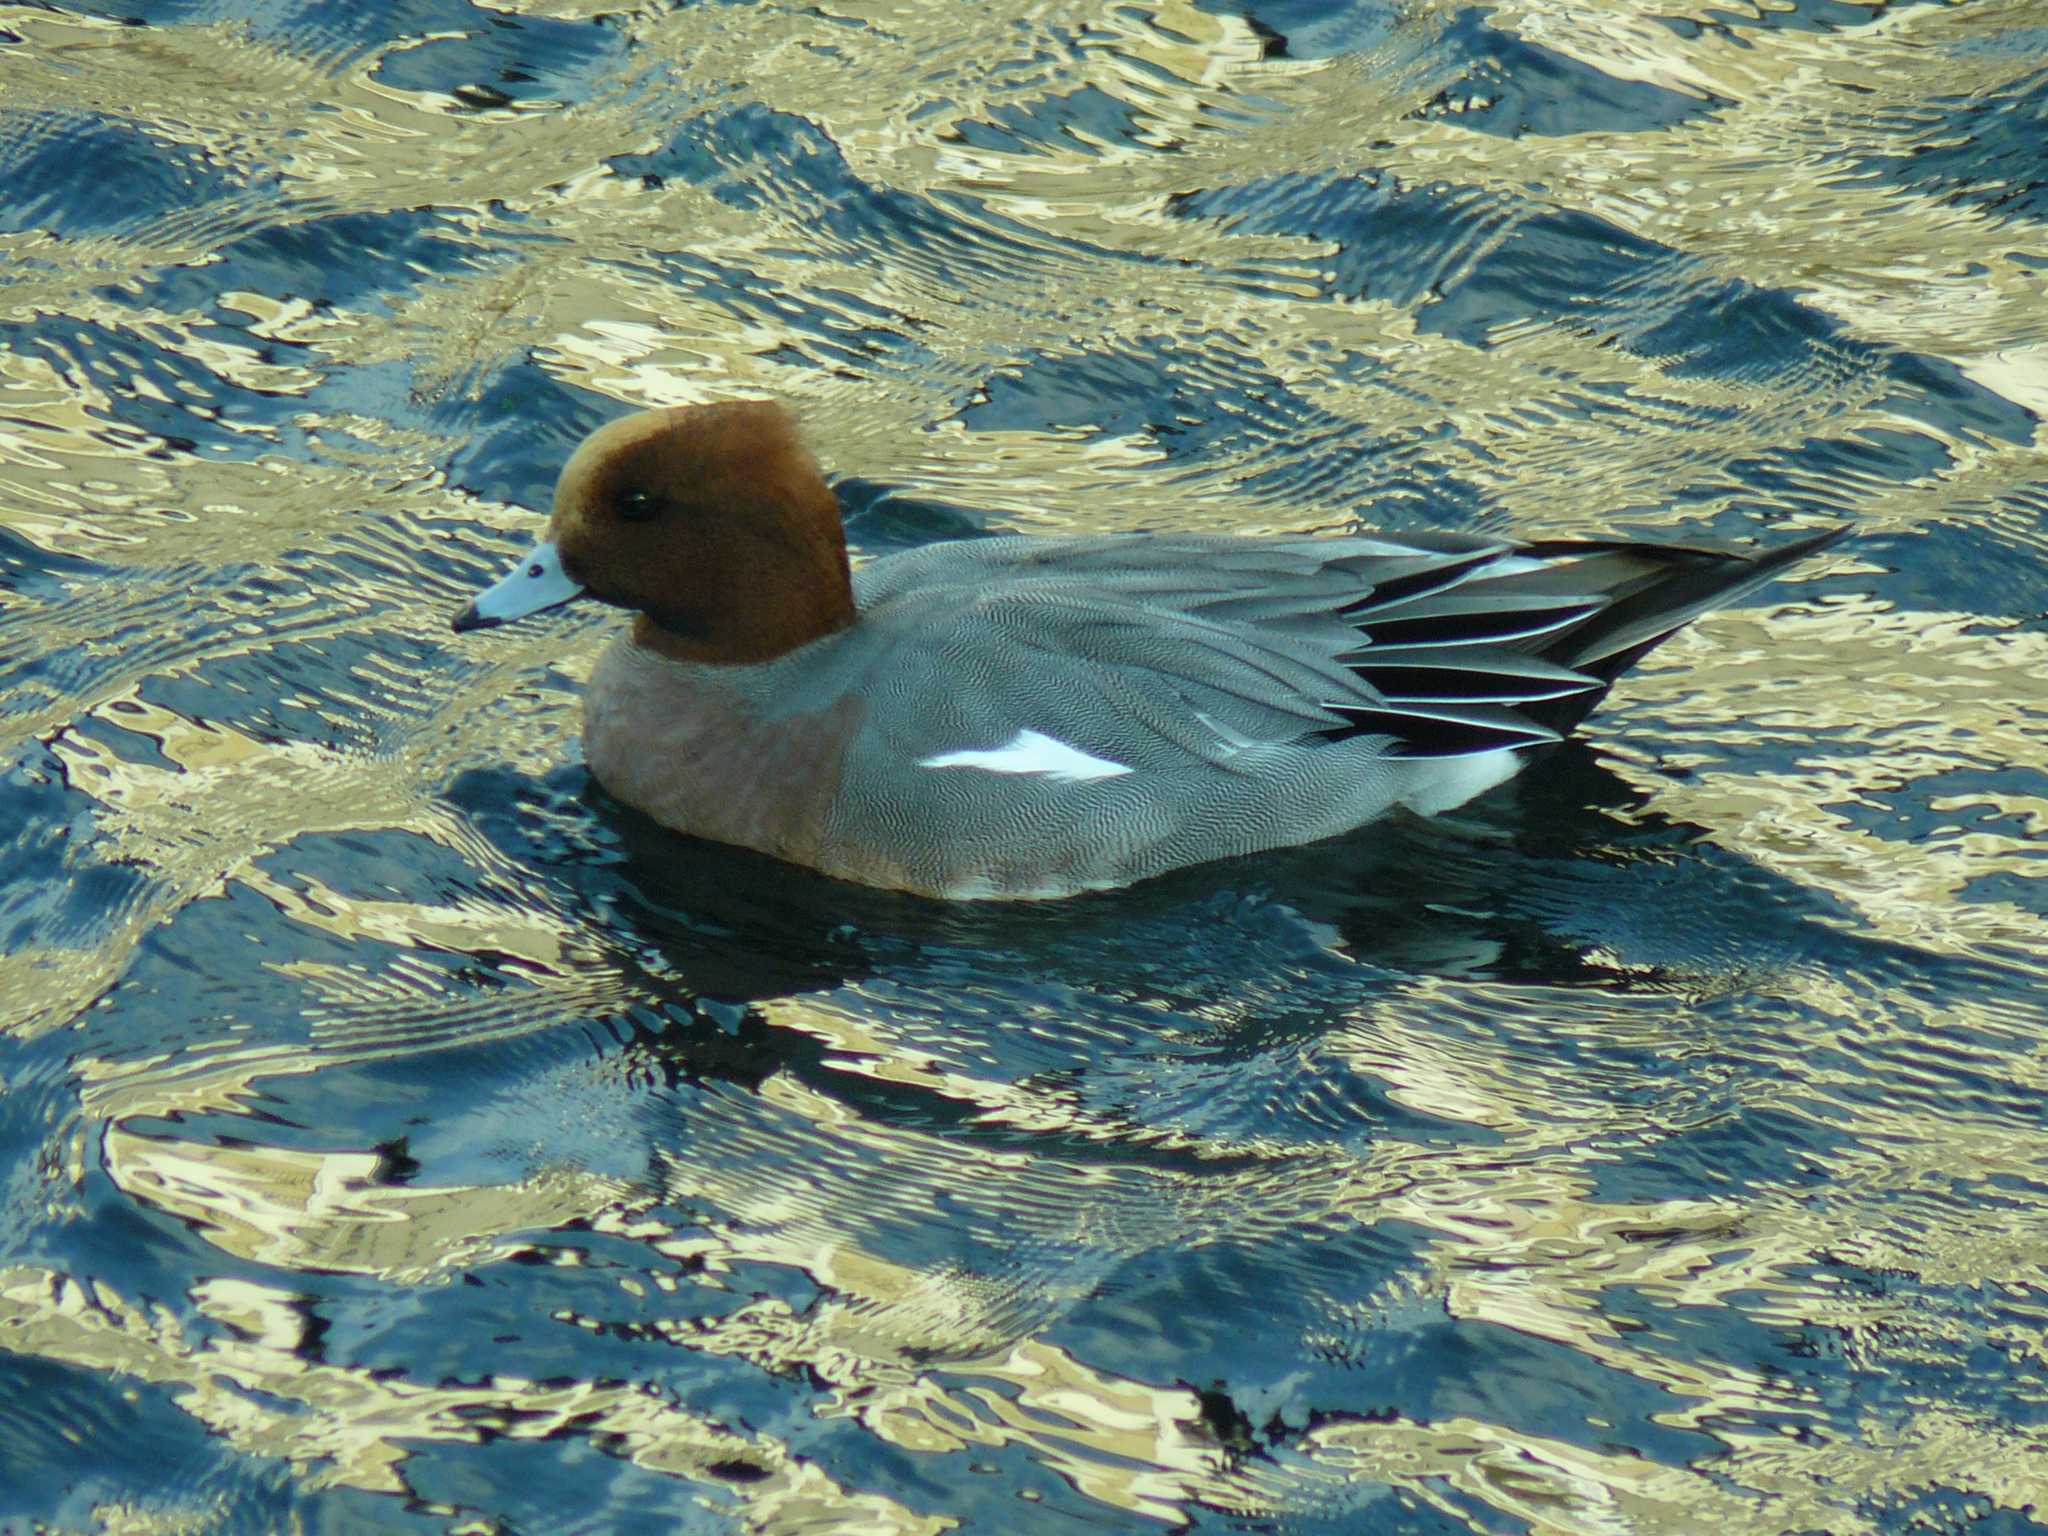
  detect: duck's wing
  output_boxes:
[853,533,1559,768]
[859,527,1845,767]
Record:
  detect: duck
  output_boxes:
[451,400,1844,900]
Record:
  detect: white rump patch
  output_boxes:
[1396,747,1525,816]
[918,729,1133,784]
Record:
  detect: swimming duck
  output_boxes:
[452,401,1842,900]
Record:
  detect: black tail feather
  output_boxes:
[1514,525,1848,736]
[1330,525,1848,756]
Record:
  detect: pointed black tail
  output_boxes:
[1516,524,1849,735]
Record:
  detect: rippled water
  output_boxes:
[3,1,2047,1531]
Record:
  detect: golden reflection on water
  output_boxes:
[0,1262,947,1533]
[4,0,2048,1530]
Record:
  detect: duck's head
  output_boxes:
[451,400,855,663]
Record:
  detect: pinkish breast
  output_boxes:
[582,635,864,865]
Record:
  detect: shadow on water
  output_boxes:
[394,741,1896,1236]
[452,738,1846,1008]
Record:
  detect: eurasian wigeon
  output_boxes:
[452,401,1844,900]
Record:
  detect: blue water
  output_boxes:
[3,2,2048,1532]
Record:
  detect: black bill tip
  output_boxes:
[450,603,498,634]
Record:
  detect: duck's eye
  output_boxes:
[617,487,659,522]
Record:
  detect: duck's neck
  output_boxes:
[629,552,857,666]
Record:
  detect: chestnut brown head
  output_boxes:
[453,400,855,665]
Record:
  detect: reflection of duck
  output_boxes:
[453,401,1843,899]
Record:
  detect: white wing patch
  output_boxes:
[918,729,1133,784]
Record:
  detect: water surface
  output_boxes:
[3,1,2048,1532]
